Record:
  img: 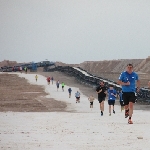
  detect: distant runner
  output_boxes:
[61,82,65,92]
[88,95,95,111]
[35,74,38,82]
[24,67,28,74]
[20,66,22,73]
[68,87,72,98]
[56,80,60,91]
[75,91,80,103]
[51,76,54,84]
[47,76,50,85]
[107,85,117,116]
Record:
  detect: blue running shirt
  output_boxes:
[119,71,139,92]
[108,89,117,100]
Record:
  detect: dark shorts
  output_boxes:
[90,102,93,105]
[62,86,64,89]
[98,97,105,103]
[76,97,80,100]
[57,85,59,88]
[122,92,136,105]
[108,100,115,106]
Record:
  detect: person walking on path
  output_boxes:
[20,66,22,73]
[118,63,140,124]
[75,91,80,103]
[88,95,95,111]
[107,85,117,116]
[35,74,38,82]
[24,67,28,74]
[51,76,54,84]
[68,87,72,98]
[118,90,124,112]
[56,80,60,91]
[47,76,50,85]
[61,82,65,92]
[96,81,107,116]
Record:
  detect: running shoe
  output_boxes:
[125,109,129,118]
[128,119,133,124]
[101,112,103,116]
[113,110,115,114]
[109,113,111,116]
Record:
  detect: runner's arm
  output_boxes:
[117,80,130,86]
[96,88,102,93]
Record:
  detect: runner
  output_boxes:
[51,76,54,84]
[35,74,38,82]
[61,82,65,92]
[96,81,107,116]
[24,67,28,74]
[88,95,95,111]
[68,87,72,98]
[107,85,117,116]
[47,76,50,85]
[20,66,22,73]
[75,91,80,103]
[118,63,140,124]
[56,80,60,91]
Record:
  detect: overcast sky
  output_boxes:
[0,0,150,64]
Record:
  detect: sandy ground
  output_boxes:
[0,73,67,112]
[0,72,150,150]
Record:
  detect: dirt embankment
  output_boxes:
[0,73,67,112]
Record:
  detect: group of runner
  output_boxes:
[47,77,81,103]
[46,76,54,85]
[95,82,124,115]
[12,66,28,73]
[67,87,81,103]
[95,63,140,124]
[34,63,140,124]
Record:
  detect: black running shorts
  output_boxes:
[108,100,115,106]
[76,97,80,100]
[90,102,93,105]
[122,92,136,105]
[98,97,105,103]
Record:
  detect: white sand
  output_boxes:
[0,73,150,150]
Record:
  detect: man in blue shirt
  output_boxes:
[107,85,117,116]
[118,64,140,124]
